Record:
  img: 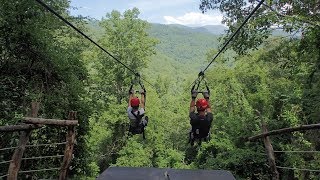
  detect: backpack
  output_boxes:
[129,110,146,139]
[191,115,210,139]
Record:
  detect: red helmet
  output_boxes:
[196,98,208,111]
[130,97,140,107]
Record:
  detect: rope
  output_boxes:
[191,0,265,85]
[190,71,205,90]
[0,174,8,179]
[0,160,12,164]
[276,166,320,173]
[274,150,320,153]
[21,155,64,160]
[0,142,66,151]
[18,167,60,173]
[34,0,157,90]
[0,155,64,166]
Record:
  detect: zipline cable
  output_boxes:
[203,0,265,72]
[35,0,157,90]
[191,0,266,86]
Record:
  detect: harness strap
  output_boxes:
[131,110,144,127]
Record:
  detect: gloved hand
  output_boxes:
[140,88,146,95]
[191,90,198,99]
[129,88,134,95]
[202,91,210,99]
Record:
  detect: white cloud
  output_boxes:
[129,0,194,12]
[77,6,92,12]
[164,12,223,26]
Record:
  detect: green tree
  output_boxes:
[0,0,92,178]
[97,8,158,104]
[199,0,320,55]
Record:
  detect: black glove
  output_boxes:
[191,90,198,99]
[140,89,146,95]
[202,91,210,99]
[129,85,134,95]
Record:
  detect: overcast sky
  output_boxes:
[69,0,224,27]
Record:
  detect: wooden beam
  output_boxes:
[23,117,78,126]
[0,124,42,132]
[59,111,77,180]
[248,123,320,141]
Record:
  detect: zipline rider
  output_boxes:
[189,89,213,144]
[127,84,148,138]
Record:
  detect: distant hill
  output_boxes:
[148,23,220,65]
[84,21,221,65]
[161,24,227,35]
[201,25,228,35]
[83,20,297,90]
[84,19,104,40]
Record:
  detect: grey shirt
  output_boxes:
[127,107,145,120]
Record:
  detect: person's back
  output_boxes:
[190,113,212,138]
[127,104,145,128]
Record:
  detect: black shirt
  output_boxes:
[189,112,213,137]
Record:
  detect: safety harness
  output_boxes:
[129,110,146,139]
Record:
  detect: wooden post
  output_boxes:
[261,121,279,180]
[59,111,77,180]
[7,102,39,180]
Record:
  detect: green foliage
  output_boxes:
[2,1,320,179]
[0,0,92,178]
[199,0,319,55]
[115,139,153,167]
[96,8,158,103]
[194,138,269,179]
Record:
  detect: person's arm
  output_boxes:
[140,92,145,109]
[128,86,134,107]
[128,94,134,107]
[203,92,211,113]
[190,98,196,113]
[190,90,198,113]
[206,99,212,113]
